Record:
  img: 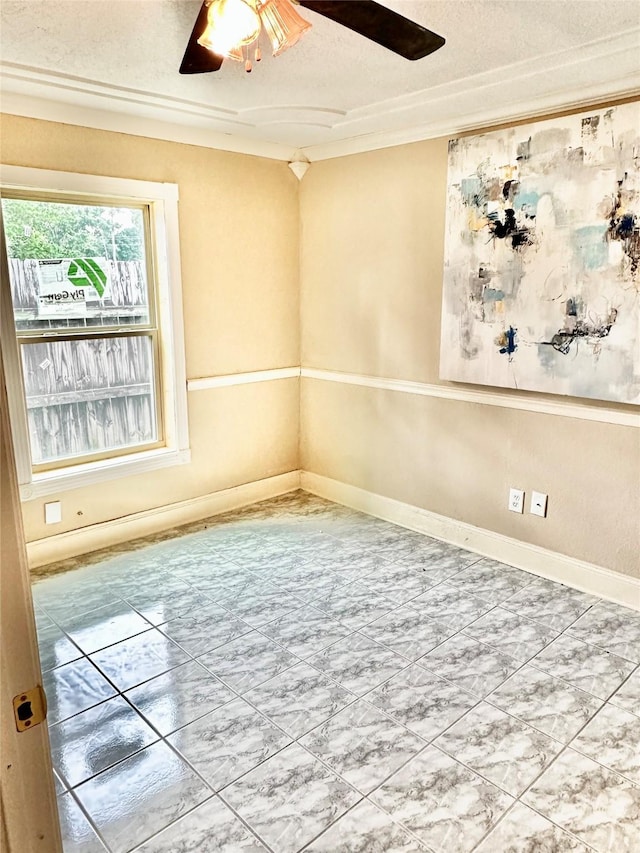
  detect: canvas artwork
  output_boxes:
[439,101,640,404]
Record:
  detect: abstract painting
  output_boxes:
[439,102,640,404]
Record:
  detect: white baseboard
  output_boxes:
[27,467,639,613]
[301,472,640,612]
[27,471,301,568]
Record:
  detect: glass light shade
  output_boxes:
[198,0,261,59]
[258,0,312,56]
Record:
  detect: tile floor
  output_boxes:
[32,492,640,853]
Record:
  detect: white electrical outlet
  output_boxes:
[508,488,525,513]
[530,491,548,517]
[44,501,62,524]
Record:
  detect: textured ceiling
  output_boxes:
[1,1,639,160]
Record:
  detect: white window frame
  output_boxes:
[0,166,190,501]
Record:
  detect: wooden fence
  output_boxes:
[7,260,157,464]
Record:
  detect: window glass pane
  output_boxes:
[2,198,150,332]
[20,336,158,465]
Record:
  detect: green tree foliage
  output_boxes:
[2,199,144,262]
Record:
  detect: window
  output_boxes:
[0,168,189,499]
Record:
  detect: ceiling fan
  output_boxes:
[180,0,446,74]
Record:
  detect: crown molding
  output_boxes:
[1,27,639,162]
[301,82,640,161]
[0,90,298,162]
[301,26,640,160]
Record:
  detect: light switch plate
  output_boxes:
[530,491,548,517]
[44,501,62,524]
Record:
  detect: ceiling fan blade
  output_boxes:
[298,0,445,60]
[180,1,224,74]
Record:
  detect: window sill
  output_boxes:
[20,446,191,501]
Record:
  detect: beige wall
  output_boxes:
[0,115,300,543]
[2,112,639,579]
[300,138,640,579]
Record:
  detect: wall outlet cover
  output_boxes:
[509,488,525,514]
[44,501,62,524]
[531,491,548,517]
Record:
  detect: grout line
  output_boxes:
[63,786,114,852]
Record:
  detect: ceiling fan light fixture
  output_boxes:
[197,0,261,59]
[258,0,312,57]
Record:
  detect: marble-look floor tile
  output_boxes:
[392,548,479,578]
[434,701,562,796]
[168,697,291,790]
[49,695,158,787]
[198,630,299,693]
[226,550,286,572]
[371,745,514,853]
[463,607,559,662]
[125,660,235,736]
[531,633,635,700]
[74,741,212,853]
[216,570,284,610]
[567,601,640,663]
[610,668,640,716]
[417,634,520,697]
[571,703,640,784]
[258,604,351,658]
[270,564,350,602]
[211,544,265,565]
[32,496,640,853]
[158,603,252,657]
[301,699,426,794]
[306,799,427,852]
[122,572,195,600]
[225,582,304,627]
[245,662,354,738]
[412,583,493,630]
[314,582,398,630]
[288,533,343,560]
[502,578,599,631]
[308,633,408,696]
[488,666,603,743]
[204,532,262,554]
[169,555,241,585]
[368,534,440,558]
[90,629,190,692]
[450,559,532,602]
[182,558,255,587]
[136,795,268,852]
[397,562,469,588]
[55,599,152,654]
[475,802,591,853]
[311,552,391,582]
[362,564,439,604]
[248,551,311,575]
[43,658,117,725]
[366,664,479,741]
[523,748,640,852]
[127,586,218,627]
[34,577,122,621]
[36,616,82,672]
[361,606,456,661]
[222,743,360,853]
[368,537,425,561]
[57,792,107,852]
